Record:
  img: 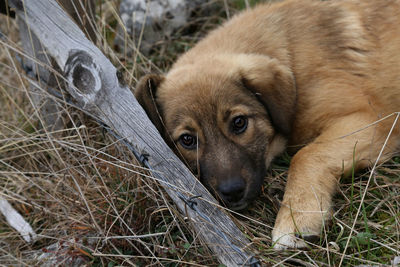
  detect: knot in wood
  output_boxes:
[65,50,101,108]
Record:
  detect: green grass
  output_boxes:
[232,0,265,10]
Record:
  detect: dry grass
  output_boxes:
[0,1,399,266]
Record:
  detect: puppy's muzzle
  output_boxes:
[217,177,246,207]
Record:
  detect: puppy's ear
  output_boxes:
[236,55,296,136]
[135,74,165,134]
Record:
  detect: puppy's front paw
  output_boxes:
[272,230,320,249]
[272,232,307,249]
[271,205,327,249]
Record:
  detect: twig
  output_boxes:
[0,197,37,242]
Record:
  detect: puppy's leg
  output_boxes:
[272,112,397,249]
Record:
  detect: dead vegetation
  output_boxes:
[0,1,399,266]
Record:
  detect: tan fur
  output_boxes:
[135,0,400,248]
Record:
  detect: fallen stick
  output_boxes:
[9,0,259,266]
[0,197,37,243]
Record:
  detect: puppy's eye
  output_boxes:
[231,116,248,134]
[179,134,197,149]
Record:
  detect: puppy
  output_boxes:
[135,0,400,249]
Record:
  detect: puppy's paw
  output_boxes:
[272,232,307,249]
[272,230,320,249]
[271,206,325,249]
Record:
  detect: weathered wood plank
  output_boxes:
[17,0,96,131]
[9,0,259,266]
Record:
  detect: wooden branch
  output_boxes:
[0,198,37,243]
[17,0,96,131]
[9,0,259,265]
[17,16,65,131]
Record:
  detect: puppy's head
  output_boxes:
[135,54,296,210]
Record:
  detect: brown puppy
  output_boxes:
[135,0,400,248]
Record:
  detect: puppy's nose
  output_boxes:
[218,178,246,203]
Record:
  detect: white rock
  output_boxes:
[115,0,212,55]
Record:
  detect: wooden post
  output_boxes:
[17,0,96,131]
[9,0,259,266]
